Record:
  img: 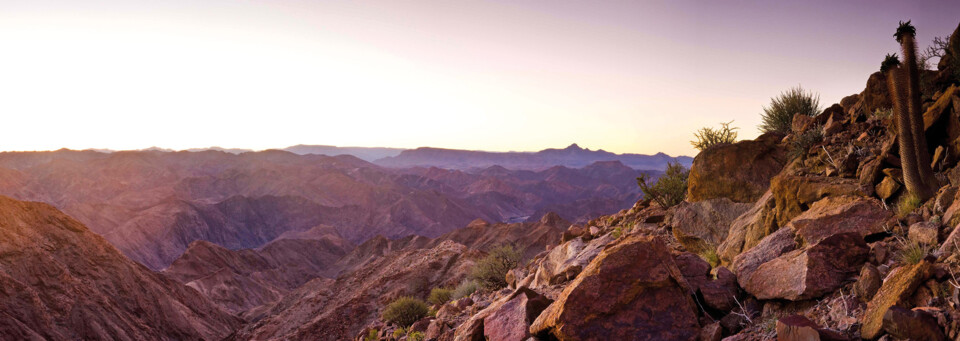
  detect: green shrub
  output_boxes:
[691,121,738,151]
[897,193,922,218]
[759,86,821,134]
[392,327,406,339]
[470,245,521,290]
[611,226,622,239]
[898,241,931,265]
[427,287,453,306]
[636,162,689,208]
[873,107,893,119]
[452,279,479,299]
[699,247,720,268]
[788,127,823,160]
[382,297,429,327]
[408,331,425,341]
[364,329,378,341]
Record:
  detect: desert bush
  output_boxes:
[364,329,378,341]
[898,241,931,265]
[759,86,821,134]
[427,287,453,306]
[636,162,688,208]
[691,121,738,151]
[392,327,406,339]
[699,247,720,268]
[470,245,521,290]
[382,297,429,327]
[452,279,479,299]
[610,226,622,239]
[408,331,425,341]
[873,107,893,119]
[897,193,922,218]
[788,127,823,160]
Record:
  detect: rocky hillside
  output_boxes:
[0,150,647,269]
[0,196,241,340]
[349,22,960,341]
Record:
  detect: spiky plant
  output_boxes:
[887,20,939,201]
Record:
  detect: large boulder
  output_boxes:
[740,233,868,300]
[733,225,799,287]
[482,288,552,341]
[882,306,946,341]
[860,260,934,339]
[717,190,777,266]
[687,133,787,203]
[789,196,890,245]
[529,235,700,340]
[776,315,849,341]
[768,175,863,228]
[530,234,612,288]
[670,198,752,254]
[675,252,741,312]
[857,72,892,117]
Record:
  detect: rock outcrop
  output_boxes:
[529,235,700,340]
[687,133,787,203]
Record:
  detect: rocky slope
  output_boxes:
[0,150,647,269]
[0,196,241,340]
[350,22,960,341]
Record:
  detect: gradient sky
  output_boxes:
[1,1,958,156]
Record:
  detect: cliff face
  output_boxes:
[0,196,241,341]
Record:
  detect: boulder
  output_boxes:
[670,198,752,254]
[530,234,612,288]
[875,176,901,200]
[768,175,863,228]
[881,306,946,341]
[776,315,848,341]
[908,222,940,245]
[740,233,867,300]
[676,252,740,312]
[529,235,699,340]
[792,113,814,133]
[860,260,934,339]
[789,196,890,245]
[482,288,552,341]
[733,226,799,288]
[687,133,787,203]
[858,156,882,196]
[854,264,882,303]
[858,72,892,116]
[717,190,777,266]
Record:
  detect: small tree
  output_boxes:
[691,121,738,151]
[382,297,429,327]
[759,86,821,134]
[427,287,453,306]
[636,162,689,208]
[470,245,521,290]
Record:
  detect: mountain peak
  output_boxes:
[564,143,584,151]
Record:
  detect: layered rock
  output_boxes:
[670,198,752,253]
[529,235,700,340]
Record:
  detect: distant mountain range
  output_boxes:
[86,144,691,171]
[373,143,692,171]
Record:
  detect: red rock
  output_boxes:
[734,226,799,287]
[741,233,868,301]
[908,221,940,245]
[529,235,700,340]
[701,267,741,312]
[861,260,934,339]
[775,315,849,341]
[687,133,787,203]
[854,264,882,302]
[790,196,891,245]
[670,198,752,253]
[882,306,946,341]
[793,113,815,133]
[481,288,552,341]
[699,322,723,341]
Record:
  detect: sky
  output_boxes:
[1,1,958,156]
